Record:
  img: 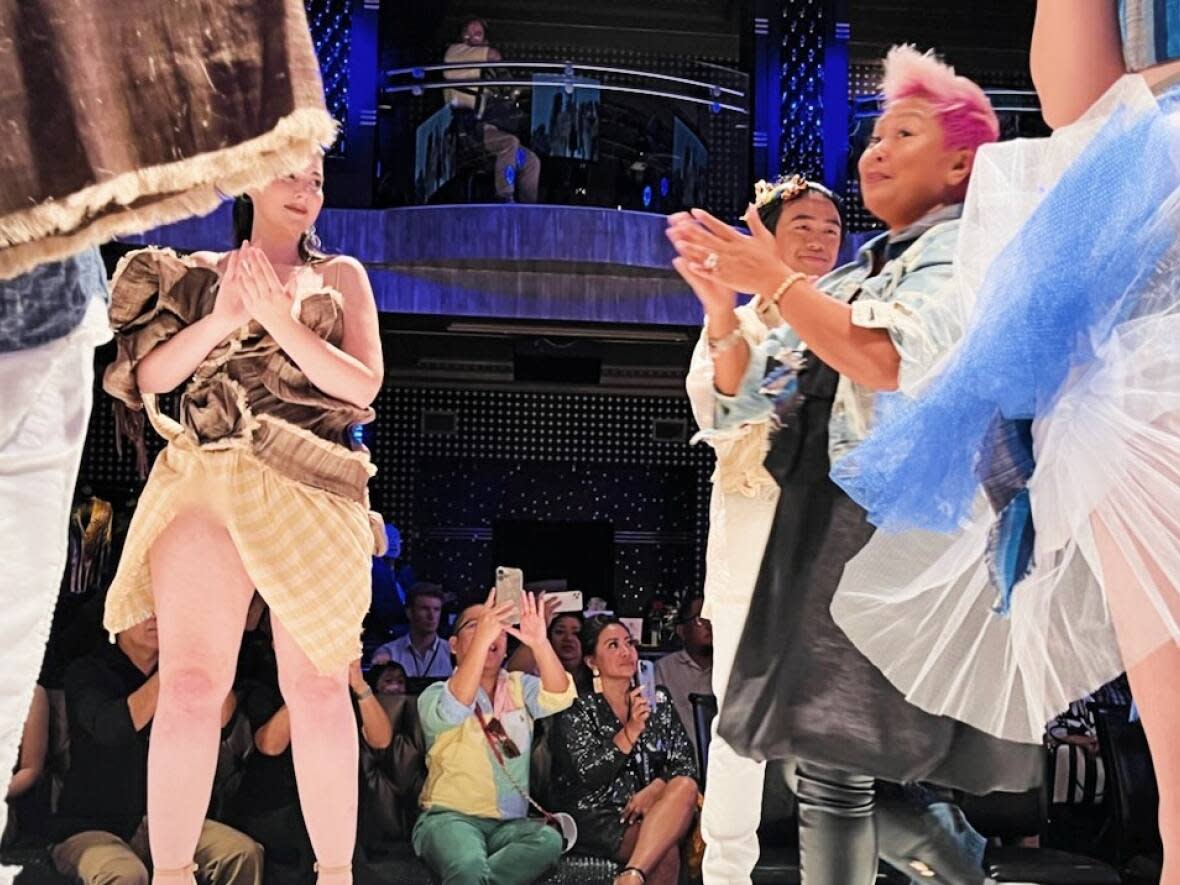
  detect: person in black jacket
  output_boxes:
[49,617,261,885]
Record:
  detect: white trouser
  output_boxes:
[0,299,109,885]
[701,486,777,885]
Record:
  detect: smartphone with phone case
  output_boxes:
[494,566,524,624]
[549,589,583,613]
[634,658,657,710]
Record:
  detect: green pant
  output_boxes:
[412,810,562,885]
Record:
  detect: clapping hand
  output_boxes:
[667,212,737,316]
[666,206,792,296]
[211,250,251,332]
[235,242,297,333]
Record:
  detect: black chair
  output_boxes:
[1091,704,1163,884]
[687,692,716,788]
[959,787,1121,884]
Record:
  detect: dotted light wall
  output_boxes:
[780,0,826,181]
[306,0,351,152]
[369,386,714,615]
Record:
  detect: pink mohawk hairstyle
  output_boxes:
[881,45,999,152]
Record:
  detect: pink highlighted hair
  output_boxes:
[881,45,999,151]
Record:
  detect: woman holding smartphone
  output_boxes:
[549,616,699,885]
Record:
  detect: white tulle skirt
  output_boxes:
[830,74,1180,745]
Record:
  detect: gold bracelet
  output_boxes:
[766,271,807,307]
[707,325,744,355]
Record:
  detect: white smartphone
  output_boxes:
[634,658,657,710]
[494,566,524,624]
[549,589,583,613]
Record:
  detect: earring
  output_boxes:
[592,667,602,694]
[303,224,322,253]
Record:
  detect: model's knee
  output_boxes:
[160,665,226,715]
[278,666,347,713]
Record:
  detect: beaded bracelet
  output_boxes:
[767,271,807,306]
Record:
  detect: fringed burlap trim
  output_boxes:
[0,108,337,281]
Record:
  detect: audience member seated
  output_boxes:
[3,683,49,848]
[50,617,261,885]
[549,614,593,695]
[367,662,408,697]
[1047,674,1132,808]
[551,615,700,885]
[652,597,712,758]
[231,619,399,883]
[372,585,454,679]
[443,16,541,204]
[507,602,593,696]
[413,591,575,885]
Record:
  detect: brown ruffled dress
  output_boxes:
[102,247,381,675]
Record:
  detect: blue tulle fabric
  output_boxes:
[832,88,1180,533]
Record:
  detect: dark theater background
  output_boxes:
[6,1,1169,883]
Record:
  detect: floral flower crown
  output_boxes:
[753,174,836,211]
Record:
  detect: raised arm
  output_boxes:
[1030,0,1125,129]
[671,211,900,392]
[135,251,248,394]
[238,249,385,409]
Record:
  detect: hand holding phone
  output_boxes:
[494,566,524,624]
[549,589,583,614]
[624,685,652,739]
[634,658,657,711]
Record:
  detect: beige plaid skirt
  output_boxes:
[103,425,374,676]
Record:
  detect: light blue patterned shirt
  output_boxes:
[712,204,964,464]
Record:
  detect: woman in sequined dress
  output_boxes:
[549,616,699,885]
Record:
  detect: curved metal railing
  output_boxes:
[383,59,749,115]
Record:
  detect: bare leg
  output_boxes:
[147,510,255,884]
[1094,517,1180,885]
[272,618,357,885]
[614,776,698,885]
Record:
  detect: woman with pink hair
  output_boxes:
[667,46,1040,884]
[828,5,1180,882]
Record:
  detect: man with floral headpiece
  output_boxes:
[683,173,842,884]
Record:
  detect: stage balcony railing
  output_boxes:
[378,58,749,215]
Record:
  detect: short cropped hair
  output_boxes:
[881,45,999,153]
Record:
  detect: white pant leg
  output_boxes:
[701,487,776,885]
[0,301,108,885]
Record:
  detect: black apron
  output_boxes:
[716,349,1044,795]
